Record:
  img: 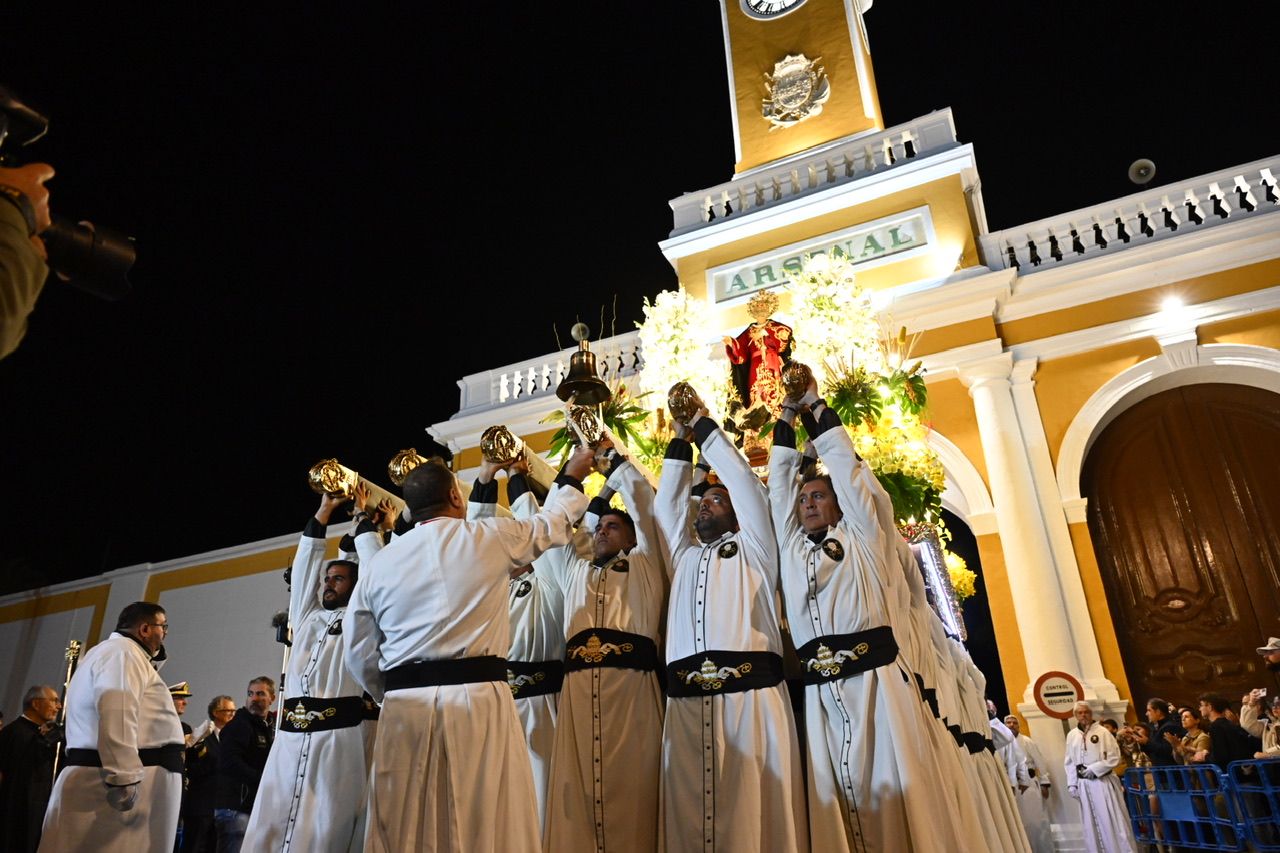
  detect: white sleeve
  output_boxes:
[1087,728,1122,777]
[479,483,590,570]
[696,425,777,580]
[768,443,805,555]
[655,451,695,580]
[342,564,386,702]
[95,651,147,786]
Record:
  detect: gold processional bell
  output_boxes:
[556,323,612,406]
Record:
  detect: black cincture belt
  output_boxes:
[383,655,507,692]
[65,743,185,774]
[962,732,995,754]
[279,695,367,733]
[666,650,784,698]
[507,660,565,698]
[913,672,941,719]
[795,626,898,686]
[565,628,660,673]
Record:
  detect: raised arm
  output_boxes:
[767,406,805,550]
[342,567,386,702]
[509,473,581,595]
[292,493,347,627]
[804,401,882,545]
[655,429,696,579]
[688,414,776,573]
[485,445,593,569]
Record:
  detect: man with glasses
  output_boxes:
[0,685,62,852]
[38,601,185,852]
[183,696,237,853]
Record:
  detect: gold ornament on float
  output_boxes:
[309,458,356,497]
[480,426,522,465]
[782,361,813,400]
[387,448,428,487]
[667,382,703,424]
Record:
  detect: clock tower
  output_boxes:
[720,0,883,174]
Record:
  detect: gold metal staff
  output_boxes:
[480,426,558,489]
[51,639,81,782]
[307,458,406,515]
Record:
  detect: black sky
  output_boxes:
[0,2,1274,593]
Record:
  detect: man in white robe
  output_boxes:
[769,390,976,852]
[1006,715,1055,853]
[1065,701,1137,853]
[39,602,185,853]
[655,391,807,853]
[538,439,666,853]
[242,490,385,853]
[465,458,571,831]
[343,450,593,853]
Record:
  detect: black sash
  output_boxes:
[383,655,508,692]
[65,743,185,774]
[507,660,566,698]
[913,672,941,719]
[795,626,898,686]
[279,695,367,733]
[666,650,784,698]
[565,628,660,673]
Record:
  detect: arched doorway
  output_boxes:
[1082,382,1280,704]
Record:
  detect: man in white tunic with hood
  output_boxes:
[1065,700,1137,853]
[655,385,807,853]
[343,449,593,853]
[39,601,185,853]
[768,381,974,852]
[242,489,386,853]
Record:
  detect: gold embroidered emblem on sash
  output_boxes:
[805,642,871,677]
[675,657,754,691]
[507,669,546,696]
[284,701,338,730]
[567,634,634,664]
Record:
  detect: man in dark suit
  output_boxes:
[0,685,62,853]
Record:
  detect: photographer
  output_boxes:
[0,162,52,360]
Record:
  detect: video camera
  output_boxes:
[0,84,135,300]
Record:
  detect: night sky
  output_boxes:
[0,3,1273,594]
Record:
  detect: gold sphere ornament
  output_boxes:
[667,382,702,424]
[308,458,355,497]
[782,361,813,400]
[480,425,521,465]
[387,448,428,487]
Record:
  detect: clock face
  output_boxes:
[741,0,806,20]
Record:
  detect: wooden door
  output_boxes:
[1082,383,1280,704]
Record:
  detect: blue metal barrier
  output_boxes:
[1123,765,1244,851]
[1226,759,1280,851]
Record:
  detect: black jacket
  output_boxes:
[1205,716,1258,769]
[1144,716,1185,766]
[214,708,274,812]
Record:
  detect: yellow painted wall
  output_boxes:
[975,533,1027,713]
[675,174,979,322]
[999,259,1280,347]
[922,377,989,491]
[913,317,997,358]
[1033,339,1162,469]
[725,0,881,173]
[0,585,111,649]
[1200,306,1280,348]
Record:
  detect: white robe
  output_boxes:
[1065,722,1137,853]
[39,632,185,853]
[655,423,807,853]
[243,527,382,853]
[470,487,569,831]
[540,462,666,853]
[343,483,588,853]
[1013,733,1055,853]
[769,426,974,852]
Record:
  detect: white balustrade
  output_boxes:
[980,156,1280,273]
[455,331,645,414]
[667,110,960,236]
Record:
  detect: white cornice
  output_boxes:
[917,339,1006,382]
[997,215,1280,324]
[660,145,978,263]
[885,267,1014,332]
[428,395,568,452]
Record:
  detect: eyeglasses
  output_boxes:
[148,622,171,633]
[213,707,236,715]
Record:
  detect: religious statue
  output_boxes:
[723,289,793,419]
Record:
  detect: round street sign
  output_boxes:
[1033,671,1085,719]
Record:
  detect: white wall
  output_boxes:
[156,569,293,721]
[0,606,97,720]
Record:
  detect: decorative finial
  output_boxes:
[570,322,590,343]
